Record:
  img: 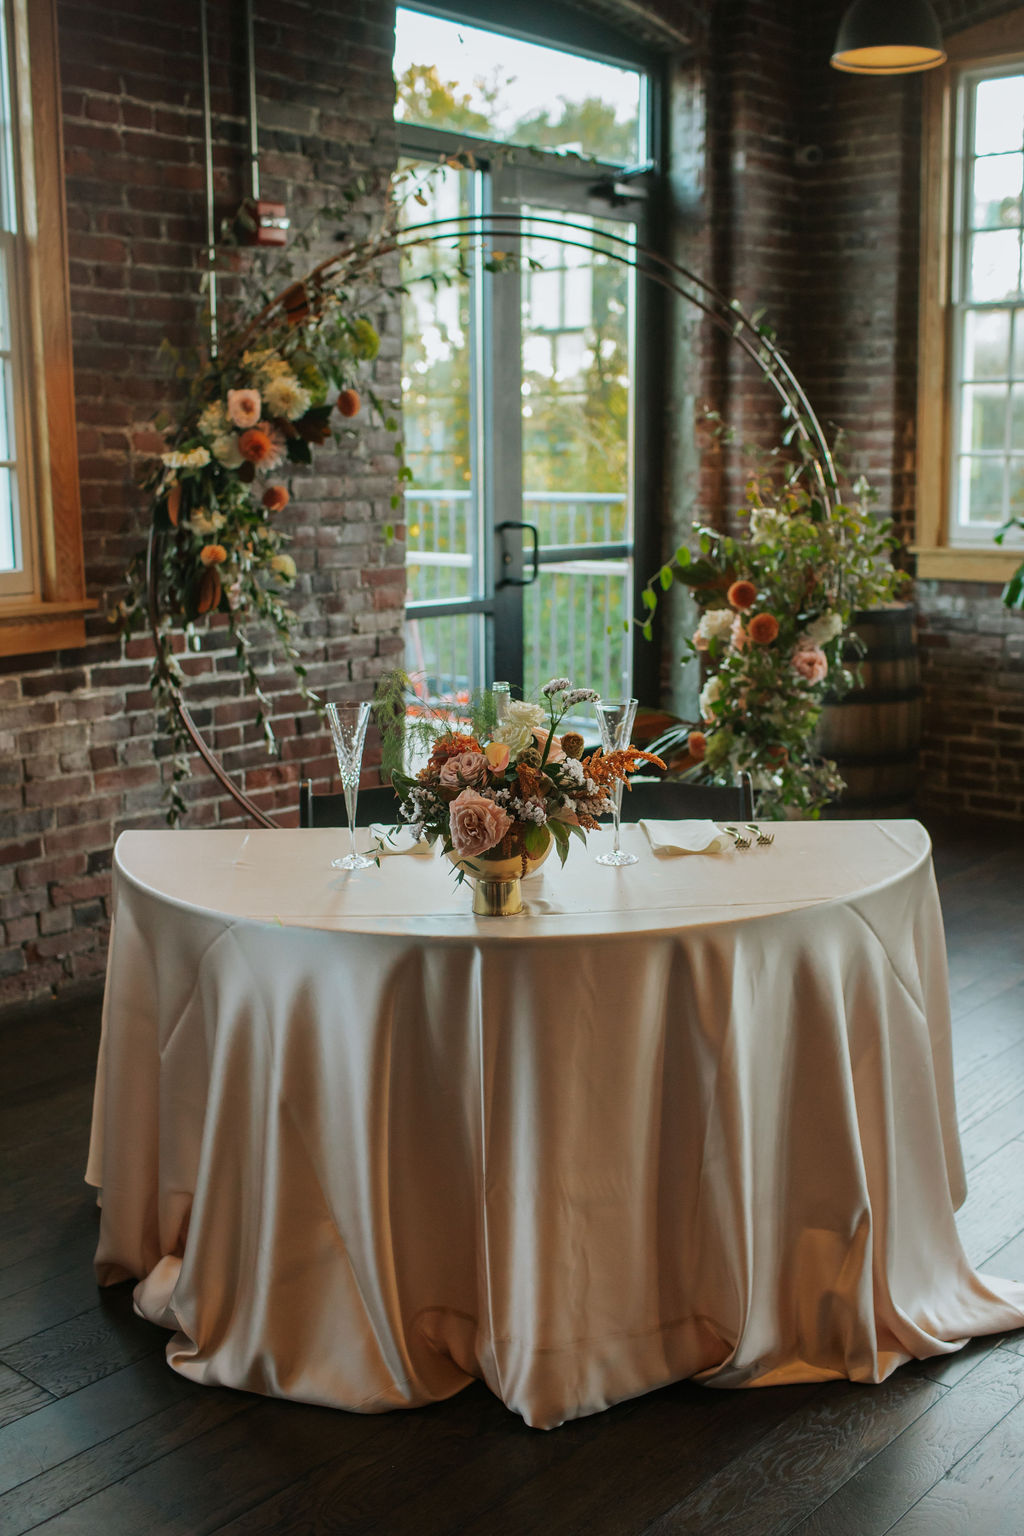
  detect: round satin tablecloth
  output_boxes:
[87,820,1024,1428]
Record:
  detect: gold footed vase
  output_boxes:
[448,828,552,916]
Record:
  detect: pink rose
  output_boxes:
[532,726,565,762]
[439,750,489,790]
[693,628,709,652]
[730,615,748,652]
[449,789,512,858]
[226,388,262,429]
[791,643,829,685]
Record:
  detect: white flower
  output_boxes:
[804,611,843,646]
[263,374,311,421]
[270,553,297,580]
[211,433,244,469]
[493,698,546,754]
[542,677,572,695]
[749,508,787,543]
[162,446,210,470]
[187,509,225,536]
[699,674,723,721]
[696,609,735,646]
[563,688,600,707]
[198,401,228,437]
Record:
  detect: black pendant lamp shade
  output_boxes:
[831,0,946,75]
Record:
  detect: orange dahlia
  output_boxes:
[262,485,290,513]
[687,730,707,762]
[727,579,757,610]
[749,612,780,645]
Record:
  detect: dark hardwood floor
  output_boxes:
[1,815,1023,1535]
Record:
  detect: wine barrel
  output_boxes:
[818,605,921,818]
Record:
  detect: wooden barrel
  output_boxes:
[818,605,921,818]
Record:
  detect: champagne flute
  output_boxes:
[326,701,373,870]
[595,697,639,867]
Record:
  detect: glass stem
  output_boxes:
[345,783,359,864]
[612,781,623,855]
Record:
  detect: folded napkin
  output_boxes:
[640,819,732,855]
[369,823,433,856]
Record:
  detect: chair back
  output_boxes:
[618,774,755,823]
[299,780,401,829]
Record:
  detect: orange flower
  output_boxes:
[336,388,361,418]
[687,730,707,762]
[727,579,757,610]
[239,427,284,468]
[199,543,227,565]
[427,732,481,768]
[262,485,290,513]
[749,612,780,645]
[583,745,667,788]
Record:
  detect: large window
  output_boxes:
[394,3,657,705]
[0,0,87,656]
[918,11,1024,580]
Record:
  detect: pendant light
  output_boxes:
[831,0,946,75]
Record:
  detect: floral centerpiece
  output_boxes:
[384,677,664,914]
[640,446,908,817]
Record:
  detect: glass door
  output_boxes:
[401,164,642,711]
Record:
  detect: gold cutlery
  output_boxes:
[723,825,751,849]
[746,823,774,846]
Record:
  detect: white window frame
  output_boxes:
[917,8,1024,581]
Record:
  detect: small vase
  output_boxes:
[447,827,552,916]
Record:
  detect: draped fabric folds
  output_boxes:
[87,823,1024,1429]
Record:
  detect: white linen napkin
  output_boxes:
[640,819,733,855]
[369,824,434,856]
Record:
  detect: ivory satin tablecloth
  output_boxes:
[87,821,1024,1429]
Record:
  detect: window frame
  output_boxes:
[0,0,89,657]
[916,8,1024,581]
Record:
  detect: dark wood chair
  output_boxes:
[298,779,402,828]
[618,774,755,823]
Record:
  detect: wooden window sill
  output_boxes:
[912,546,1023,583]
[0,599,96,657]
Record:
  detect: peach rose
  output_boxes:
[730,615,748,652]
[687,730,707,761]
[199,543,227,565]
[532,726,565,763]
[439,751,490,790]
[227,388,262,429]
[449,788,512,859]
[790,643,828,684]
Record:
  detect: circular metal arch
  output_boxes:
[148,213,838,826]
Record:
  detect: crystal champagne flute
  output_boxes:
[595,697,639,867]
[326,701,373,870]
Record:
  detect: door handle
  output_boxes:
[496,520,540,587]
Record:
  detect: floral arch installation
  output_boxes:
[147,211,838,827]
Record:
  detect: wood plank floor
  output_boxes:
[1,814,1023,1535]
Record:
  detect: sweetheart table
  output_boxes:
[86,820,1024,1429]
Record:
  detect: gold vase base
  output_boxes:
[471,876,523,916]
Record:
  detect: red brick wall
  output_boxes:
[0,0,403,1006]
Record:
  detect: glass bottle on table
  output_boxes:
[325,702,373,870]
[595,697,639,867]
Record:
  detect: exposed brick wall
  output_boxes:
[916,582,1024,818]
[4,0,1024,1008]
[0,0,403,1006]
